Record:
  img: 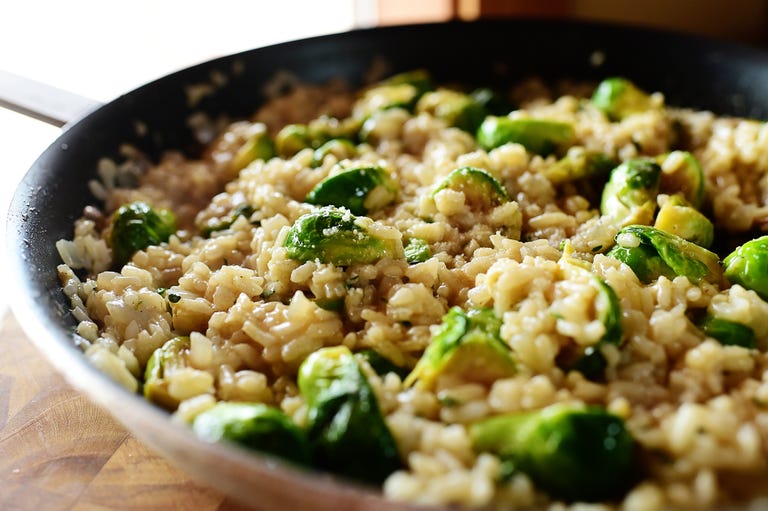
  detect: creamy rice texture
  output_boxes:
[57,74,768,510]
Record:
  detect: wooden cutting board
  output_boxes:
[0,312,251,510]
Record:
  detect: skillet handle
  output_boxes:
[0,69,102,128]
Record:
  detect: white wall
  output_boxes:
[1,0,359,101]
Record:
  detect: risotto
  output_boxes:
[56,71,768,510]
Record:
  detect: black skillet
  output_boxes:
[7,19,768,510]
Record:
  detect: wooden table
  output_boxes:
[0,312,250,510]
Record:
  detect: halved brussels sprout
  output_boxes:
[592,278,623,346]
[192,402,311,464]
[358,108,409,145]
[470,404,636,502]
[284,206,400,266]
[569,278,623,380]
[298,346,402,484]
[654,194,714,248]
[356,349,410,379]
[144,336,189,410]
[432,166,509,209]
[110,201,177,267]
[657,151,705,208]
[558,246,624,379]
[477,116,575,156]
[543,147,616,185]
[351,69,433,118]
[305,166,398,215]
[275,124,311,157]
[307,115,361,149]
[230,124,275,173]
[698,315,756,349]
[607,242,675,284]
[723,236,768,300]
[355,83,421,118]
[591,77,655,121]
[600,159,661,226]
[608,225,722,284]
[416,89,487,133]
[383,69,434,96]
[310,138,357,167]
[404,307,515,389]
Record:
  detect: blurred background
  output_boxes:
[1,0,767,244]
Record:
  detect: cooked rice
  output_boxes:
[56,74,768,510]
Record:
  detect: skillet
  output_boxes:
[7,18,768,510]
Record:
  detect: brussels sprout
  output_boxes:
[591,77,654,121]
[654,194,714,248]
[305,166,398,215]
[608,225,722,284]
[275,124,310,157]
[358,108,410,144]
[404,237,432,264]
[298,346,402,484]
[304,116,363,151]
[352,70,434,119]
[404,307,515,389]
[657,151,705,208]
[543,147,616,185]
[416,89,487,133]
[723,236,768,300]
[569,278,624,380]
[356,349,410,379]
[144,336,189,410]
[569,345,609,381]
[230,124,275,173]
[284,206,400,266]
[310,138,357,167]
[470,87,513,116]
[383,69,434,96]
[558,247,624,379]
[477,116,575,156]
[192,402,311,464]
[698,315,756,349]
[470,404,636,502]
[432,166,509,209]
[199,204,256,237]
[606,242,676,284]
[591,278,623,346]
[355,83,421,118]
[110,201,177,267]
[600,159,661,226]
